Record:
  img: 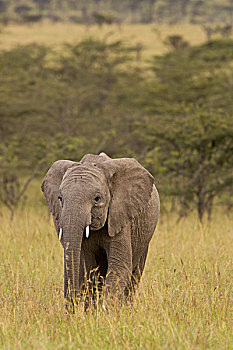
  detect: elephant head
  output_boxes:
[41,153,154,301]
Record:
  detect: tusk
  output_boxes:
[59,228,63,241]
[86,225,90,238]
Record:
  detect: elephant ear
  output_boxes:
[41,160,77,233]
[99,158,154,237]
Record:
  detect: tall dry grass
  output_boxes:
[0,182,232,349]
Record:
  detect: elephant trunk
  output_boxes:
[62,213,88,302]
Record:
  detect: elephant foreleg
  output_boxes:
[79,249,98,310]
[125,246,149,301]
[105,229,132,304]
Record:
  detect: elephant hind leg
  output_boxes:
[125,246,149,301]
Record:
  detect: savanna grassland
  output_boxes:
[0,182,232,349]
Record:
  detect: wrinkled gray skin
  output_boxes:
[41,153,160,307]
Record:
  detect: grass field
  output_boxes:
[0,181,232,349]
[0,23,207,58]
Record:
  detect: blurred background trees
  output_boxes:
[0,0,232,25]
[1,37,232,220]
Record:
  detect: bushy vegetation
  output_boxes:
[0,38,232,220]
[138,40,233,219]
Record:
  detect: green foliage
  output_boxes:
[147,40,233,115]
[141,112,233,220]
[0,44,53,167]
[163,34,189,50]
[0,39,142,172]
[137,39,233,220]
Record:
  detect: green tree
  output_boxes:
[141,112,233,221]
[0,39,143,214]
[137,39,233,220]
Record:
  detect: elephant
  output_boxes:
[41,152,160,309]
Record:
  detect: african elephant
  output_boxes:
[41,152,160,307]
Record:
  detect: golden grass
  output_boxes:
[0,182,232,349]
[0,23,207,58]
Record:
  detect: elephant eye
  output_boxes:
[58,195,62,202]
[94,195,101,203]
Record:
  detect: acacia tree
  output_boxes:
[0,39,143,216]
[142,112,233,221]
[0,138,48,219]
[136,39,233,220]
